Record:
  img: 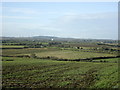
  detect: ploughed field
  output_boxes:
[2,57,119,88]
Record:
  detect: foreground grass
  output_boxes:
[2,57,118,88]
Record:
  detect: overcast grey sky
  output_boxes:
[2,2,118,39]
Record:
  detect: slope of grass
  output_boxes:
[2,57,119,88]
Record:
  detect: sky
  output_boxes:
[1,2,118,40]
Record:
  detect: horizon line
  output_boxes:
[1,35,118,40]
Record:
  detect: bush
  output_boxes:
[30,53,37,58]
[100,60,103,62]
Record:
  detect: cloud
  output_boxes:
[38,26,61,31]
[3,22,61,33]
[2,22,62,37]
[3,6,64,16]
[2,11,118,39]
[3,7,38,15]
[2,16,33,19]
[53,12,117,28]
[50,12,118,39]
[10,7,37,14]
[57,12,117,23]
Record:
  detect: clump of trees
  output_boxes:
[49,42,61,46]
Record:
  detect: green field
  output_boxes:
[1,45,25,49]
[35,50,116,59]
[2,57,119,88]
[2,38,119,88]
[2,48,116,59]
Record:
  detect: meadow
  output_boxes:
[35,50,116,60]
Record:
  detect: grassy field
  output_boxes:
[35,50,116,59]
[2,48,59,56]
[0,45,25,49]
[2,47,117,58]
[2,57,118,88]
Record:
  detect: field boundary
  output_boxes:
[38,56,120,62]
[1,55,120,62]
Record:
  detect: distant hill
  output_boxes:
[33,36,58,39]
[1,36,75,41]
[1,36,118,43]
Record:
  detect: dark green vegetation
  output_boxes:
[1,36,120,88]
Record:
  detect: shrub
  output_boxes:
[30,53,37,58]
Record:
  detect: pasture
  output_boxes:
[35,50,116,60]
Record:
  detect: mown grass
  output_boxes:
[2,57,118,88]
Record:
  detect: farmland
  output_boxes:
[2,57,119,88]
[1,36,120,88]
